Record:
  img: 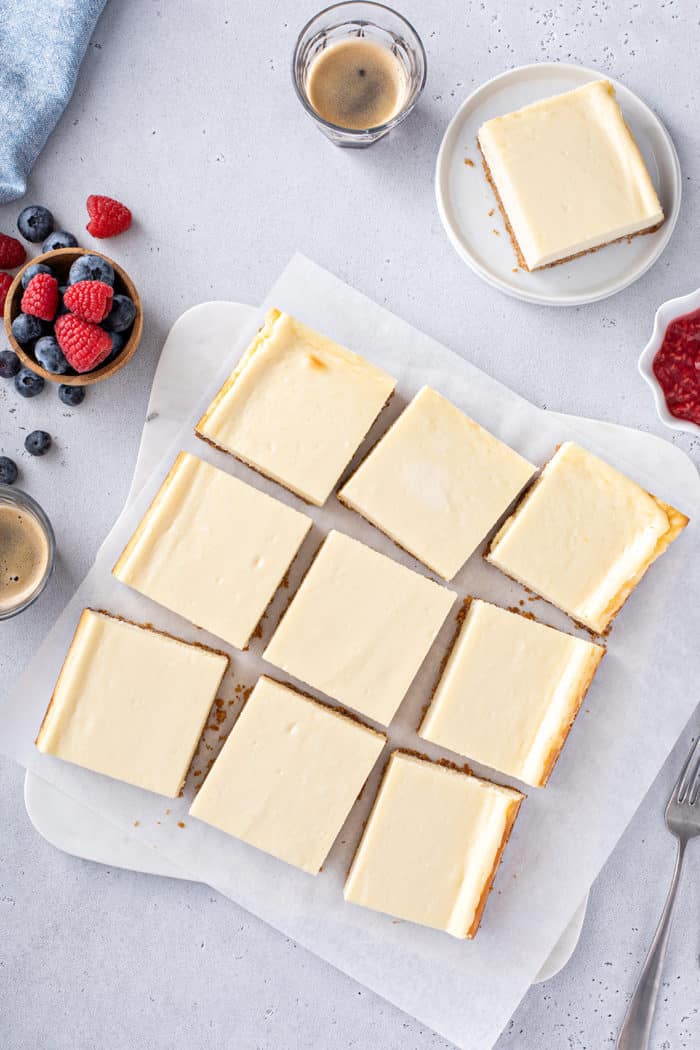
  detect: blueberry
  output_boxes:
[24,430,51,456]
[0,350,20,378]
[14,368,44,397]
[11,312,43,345]
[35,335,69,375]
[58,383,85,407]
[68,254,114,287]
[21,262,54,289]
[0,456,18,485]
[56,285,69,316]
[104,331,126,364]
[103,294,136,333]
[42,230,78,252]
[17,205,54,244]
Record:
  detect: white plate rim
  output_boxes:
[638,286,700,435]
[435,61,682,307]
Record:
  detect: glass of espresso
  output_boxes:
[293,3,426,147]
[0,486,55,620]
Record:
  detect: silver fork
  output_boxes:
[617,734,700,1050]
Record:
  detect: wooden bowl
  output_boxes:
[3,247,143,386]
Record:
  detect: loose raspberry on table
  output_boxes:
[21,273,59,321]
[55,314,112,373]
[86,195,132,238]
[63,280,114,323]
[0,272,13,313]
[0,233,26,269]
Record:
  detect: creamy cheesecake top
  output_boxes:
[36,609,228,797]
[478,80,664,270]
[190,676,385,874]
[196,309,396,506]
[487,442,687,633]
[344,751,523,938]
[263,530,456,725]
[420,599,604,787]
[113,452,312,650]
[339,386,536,580]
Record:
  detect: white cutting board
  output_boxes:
[24,298,611,983]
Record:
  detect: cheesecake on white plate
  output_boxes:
[36,609,229,797]
[339,386,536,580]
[113,452,312,650]
[419,599,605,787]
[263,530,456,725]
[478,80,664,271]
[487,442,688,634]
[196,309,396,506]
[344,751,523,938]
[190,676,385,874]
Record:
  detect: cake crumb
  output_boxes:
[488,208,494,217]
[464,157,474,167]
[512,267,519,273]
[133,820,140,827]
[492,229,500,236]
[177,821,186,829]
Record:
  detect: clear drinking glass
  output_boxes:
[292,2,427,148]
[0,486,55,620]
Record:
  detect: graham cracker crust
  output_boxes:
[477,139,664,272]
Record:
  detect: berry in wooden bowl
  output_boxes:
[3,247,142,386]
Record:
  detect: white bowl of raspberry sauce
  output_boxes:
[639,287,700,434]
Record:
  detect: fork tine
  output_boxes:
[675,735,700,804]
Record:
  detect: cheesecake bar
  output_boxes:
[36,609,229,797]
[477,80,664,271]
[195,309,396,506]
[344,751,523,938]
[487,442,688,634]
[263,530,456,725]
[189,676,385,874]
[113,452,312,649]
[338,386,536,580]
[419,599,605,787]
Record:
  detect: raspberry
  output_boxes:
[55,314,112,373]
[63,280,114,323]
[0,233,26,269]
[86,195,132,238]
[21,273,59,321]
[0,272,13,313]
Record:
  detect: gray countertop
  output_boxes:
[1,2,699,1047]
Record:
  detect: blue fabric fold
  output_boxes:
[0,0,106,203]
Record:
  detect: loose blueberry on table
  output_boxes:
[0,456,18,485]
[24,431,52,457]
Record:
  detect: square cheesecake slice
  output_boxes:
[477,80,664,271]
[419,599,605,787]
[486,442,688,634]
[195,309,396,506]
[344,751,523,939]
[36,609,229,797]
[113,452,312,650]
[263,530,456,725]
[189,676,385,874]
[338,386,536,580]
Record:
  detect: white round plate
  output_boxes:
[435,62,681,307]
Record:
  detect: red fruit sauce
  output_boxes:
[652,308,700,426]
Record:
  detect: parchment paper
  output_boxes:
[2,255,699,1050]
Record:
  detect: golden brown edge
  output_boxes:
[477,140,664,273]
[536,643,606,788]
[466,791,524,939]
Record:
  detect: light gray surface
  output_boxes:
[0,2,698,1047]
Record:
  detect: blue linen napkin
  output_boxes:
[0,0,106,203]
